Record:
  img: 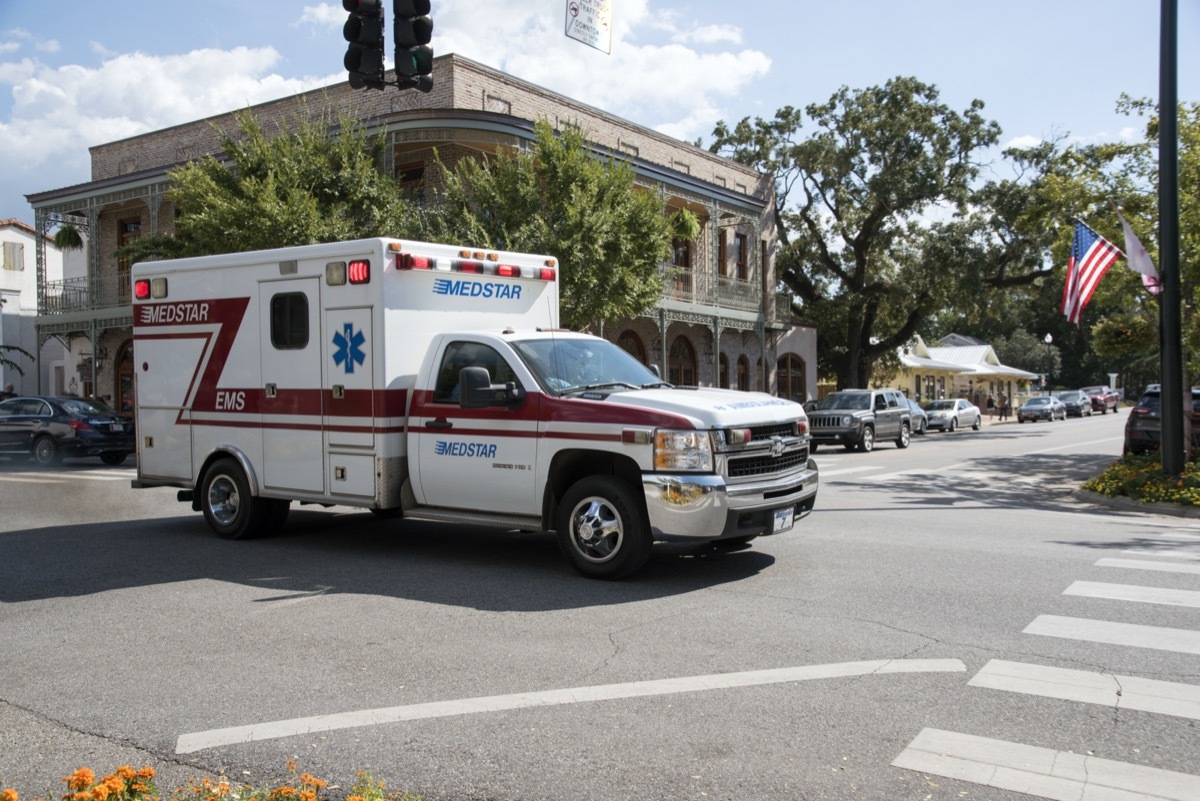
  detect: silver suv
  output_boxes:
[806,389,911,453]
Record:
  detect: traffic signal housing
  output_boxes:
[344,0,386,90]
[394,0,434,93]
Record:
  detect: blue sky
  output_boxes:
[1,1,1197,226]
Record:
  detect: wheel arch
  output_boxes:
[194,446,261,509]
[542,448,645,529]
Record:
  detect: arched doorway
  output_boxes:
[617,330,647,364]
[669,336,696,386]
[115,340,135,414]
[776,353,806,403]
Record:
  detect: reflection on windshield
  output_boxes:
[924,400,954,411]
[512,337,661,393]
[826,394,869,410]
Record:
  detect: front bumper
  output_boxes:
[641,459,819,542]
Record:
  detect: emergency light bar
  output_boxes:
[394,251,556,281]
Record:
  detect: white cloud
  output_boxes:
[36,39,60,54]
[1004,134,1042,149]
[0,42,19,54]
[296,4,346,30]
[673,24,742,46]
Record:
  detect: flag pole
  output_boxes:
[1159,0,1183,475]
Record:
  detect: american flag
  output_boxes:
[1061,220,1122,325]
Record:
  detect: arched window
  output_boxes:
[776,353,806,402]
[669,336,696,386]
[617,330,646,364]
[736,355,750,391]
[719,353,729,388]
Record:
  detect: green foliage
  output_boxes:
[0,343,33,375]
[121,106,421,262]
[419,120,671,332]
[712,77,1002,388]
[53,224,84,251]
[992,329,1061,377]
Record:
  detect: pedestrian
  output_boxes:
[986,393,996,419]
[0,382,15,401]
[998,391,1009,421]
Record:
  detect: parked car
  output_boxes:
[902,397,929,435]
[1017,395,1067,423]
[1123,384,1200,455]
[1082,385,1120,414]
[0,395,135,465]
[1055,390,1094,418]
[806,388,911,452]
[922,398,982,432]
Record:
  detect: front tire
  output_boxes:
[895,422,910,449]
[948,418,958,433]
[556,476,652,580]
[100,451,127,465]
[201,457,270,540]
[857,425,875,452]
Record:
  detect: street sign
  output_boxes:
[564,0,613,54]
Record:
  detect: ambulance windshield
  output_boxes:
[512,337,664,394]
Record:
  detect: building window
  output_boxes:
[776,353,806,403]
[737,355,750,391]
[668,336,696,387]
[2,241,24,271]
[756,357,764,392]
[719,353,729,389]
[117,218,141,302]
[397,162,425,203]
[672,237,692,293]
[617,330,646,364]
[718,230,727,277]
[735,232,748,280]
[270,293,309,350]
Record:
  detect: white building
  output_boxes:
[0,218,70,395]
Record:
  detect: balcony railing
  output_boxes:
[664,269,764,313]
[41,274,130,315]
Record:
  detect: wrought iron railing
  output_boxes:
[41,274,131,315]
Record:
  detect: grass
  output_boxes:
[1082,452,1200,506]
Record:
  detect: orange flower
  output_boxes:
[346,796,366,801]
[116,769,136,782]
[63,770,94,792]
[3,788,19,801]
[102,776,123,795]
[135,770,155,781]
[297,775,325,790]
[89,786,108,801]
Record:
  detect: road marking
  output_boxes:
[1025,436,1123,455]
[1024,614,1200,655]
[1097,557,1200,575]
[1121,548,1200,560]
[817,466,883,477]
[893,728,1200,801]
[175,658,965,754]
[1064,580,1200,607]
[968,659,1200,720]
[0,476,61,483]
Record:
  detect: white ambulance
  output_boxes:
[131,238,817,579]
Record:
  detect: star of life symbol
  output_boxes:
[332,322,366,374]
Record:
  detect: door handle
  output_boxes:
[426,418,452,430]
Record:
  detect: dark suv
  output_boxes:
[1123,384,1200,455]
[806,389,911,453]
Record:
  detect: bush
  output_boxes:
[1082,452,1200,506]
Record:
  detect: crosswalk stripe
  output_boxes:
[1097,557,1200,576]
[1064,581,1200,607]
[817,466,882,477]
[0,476,61,484]
[968,659,1200,721]
[1024,614,1200,656]
[893,728,1200,801]
[1122,549,1200,560]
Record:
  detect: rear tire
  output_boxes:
[556,475,651,580]
[32,436,60,466]
[200,457,270,540]
[972,416,981,431]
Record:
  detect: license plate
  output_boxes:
[109,423,124,432]
[773,506,795,533]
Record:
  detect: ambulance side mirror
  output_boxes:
[459,366,526,409]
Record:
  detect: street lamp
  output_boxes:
[1043,334,1053,395]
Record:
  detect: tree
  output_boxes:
[992,329,1061,379]
[711,77,1001,388]
[418,120,673,332]
[121,108,420,263]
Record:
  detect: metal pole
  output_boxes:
[1159,0,1183,474]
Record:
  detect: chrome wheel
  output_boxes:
[207,471,241,528]
[568,496,623,564]
[556,476,651,579]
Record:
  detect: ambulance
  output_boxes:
[130,238,817,579]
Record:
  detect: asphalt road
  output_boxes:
[2,411,1198,801]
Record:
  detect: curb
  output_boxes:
[1073,488,1200,519]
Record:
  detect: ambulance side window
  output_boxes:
[433,342,520,404]
[270,293,309,350]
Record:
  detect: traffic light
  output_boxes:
[344,0,385,90]
[394,0,434,93]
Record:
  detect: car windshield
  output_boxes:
[825,393,870,410]
[511,336,662,393]
[1056,393,1079,401]
[1026,397,1050,406]
[924,400,955,411]
[1082,387,1105,394]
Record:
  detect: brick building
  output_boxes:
[25,54,816,411]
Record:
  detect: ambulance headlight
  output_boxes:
[654,429,713,472]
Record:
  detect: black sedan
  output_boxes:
[1017,396,1067,423]
[1055,390,1094,417]
[0,395,135,465]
